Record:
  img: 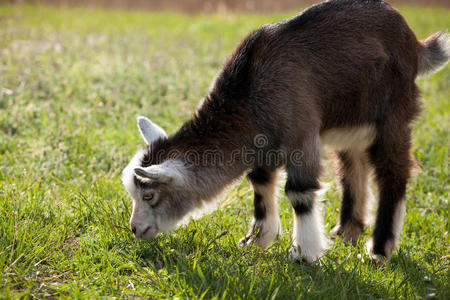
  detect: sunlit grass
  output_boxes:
[0,4,449,298]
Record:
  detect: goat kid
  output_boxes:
[122,0,449,263]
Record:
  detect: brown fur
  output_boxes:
[129,0,449,260]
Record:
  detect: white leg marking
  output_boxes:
[292,208,327,263]
[243,214,281,249]
[385,199,406,257]
[366,199,405,262]
[289,192,327,263]
[240,170,281,249]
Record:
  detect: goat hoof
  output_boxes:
[289,246,315,265]
[239,224,261,247]
[368,252,386,265]
[330,224,344,240]
[238,235,253,247]
[331,222,364,244]
[365,239,388,266]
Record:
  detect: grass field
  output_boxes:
[0,4,449,299]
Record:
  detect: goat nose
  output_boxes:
[131,225,137,236]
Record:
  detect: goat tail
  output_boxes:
[418,31,450,76]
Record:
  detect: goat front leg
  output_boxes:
[239,168,281,249]
[285,140,327,263]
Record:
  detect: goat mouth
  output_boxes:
[142,226,151,237]
[141,226,158,239]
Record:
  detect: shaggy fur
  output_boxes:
[123,0,449,263]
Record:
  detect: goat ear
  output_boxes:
[137,116,167,145]
[134,166,172,183]
[134,162,184,185]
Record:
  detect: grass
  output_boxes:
[0,4,449,299]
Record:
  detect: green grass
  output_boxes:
[0,4,449,299]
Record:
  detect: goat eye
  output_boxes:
[143,193,154,201]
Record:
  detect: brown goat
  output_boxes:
[122,0,449,263]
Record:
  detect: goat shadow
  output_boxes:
[125,230,401,299]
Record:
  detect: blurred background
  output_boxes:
[3,0,450,12]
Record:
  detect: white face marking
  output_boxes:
[122,149,146,201]
[321,126,376,151]
[129,197,159,238]
[122,149,187,239]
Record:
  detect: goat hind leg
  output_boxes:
[331,149,373,243]
[366,129,412,261]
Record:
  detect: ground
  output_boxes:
[0,4,449,299]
